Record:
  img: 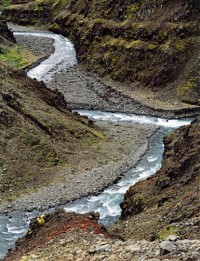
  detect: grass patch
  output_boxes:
[158,225,178,240]
[0,0,11,10]
[177,81,194,97]
[91,130,105,139]
[0,45,36,68]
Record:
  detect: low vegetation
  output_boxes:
[111,117,200,240]
[0,0,11,10]
[0,21,105,203]
[2,0,200,105]
[0,45,36,68]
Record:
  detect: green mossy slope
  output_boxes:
[0,20,38,68]
[2,0,200,105]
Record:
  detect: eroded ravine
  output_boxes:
[0,31,192,259]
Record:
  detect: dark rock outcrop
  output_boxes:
[121,117,200,219]
[0,20,16,43]
[111,117,200,240]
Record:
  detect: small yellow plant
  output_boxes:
[37,214,45,225]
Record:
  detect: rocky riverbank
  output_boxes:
[3,0,200,106]
[47,65,200,118]
[110,116,200,241]
[3,210,200,261]
[0,22,163,261]
[0,121,157,213]
[0,21,199,261]
[8,24,200,119]
[14,34,54,64]
[2,23,156,213]
[1,21,198,228]
[1,25,197,214]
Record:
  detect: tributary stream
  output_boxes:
[0,31,192,259]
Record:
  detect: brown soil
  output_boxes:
[0,23,159,212]
[0,23,107,205]
[3,210,113,261]
[0,5,200,261]
[3,210,200,261]
[110,117,200,241]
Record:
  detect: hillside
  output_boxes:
[0,20,105,203]
[111,116,200,241]
[3,210,200,261]
[0,2,199,261]
[2,0,200,106]
[2,116,200,259]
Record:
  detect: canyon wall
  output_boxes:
[111,117,200,240]
[2,0,200,105]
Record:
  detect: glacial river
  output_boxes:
[0,31,192,259]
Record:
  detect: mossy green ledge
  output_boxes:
[2,0,200,105]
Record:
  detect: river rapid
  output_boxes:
[0,31,192,259]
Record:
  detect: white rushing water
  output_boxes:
[14,32,77,82]
[63,128,165,225]
[75,110,191,128]
[0,31,193,259]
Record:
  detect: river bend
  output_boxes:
[0,31,192,259]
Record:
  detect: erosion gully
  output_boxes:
[0,31,192,259]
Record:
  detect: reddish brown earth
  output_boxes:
[3,210,114,261]
[3,208,200,261]
[2,116,199,260]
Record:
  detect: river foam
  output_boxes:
[14,32,77,82]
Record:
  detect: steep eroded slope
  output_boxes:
[0,21,104,203]
[2,0,200,105]
[111,117,200,240]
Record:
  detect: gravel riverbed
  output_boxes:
[0,25,194,213]
[0,26,156,213]
[1,24,199,261]
[10,23,200,119]
[0,122,157,212]
[14,34,54,59]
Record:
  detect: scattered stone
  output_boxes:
[160,241,177,256]
[165,235,179,242]
[89,244,111,253]
[125,245,141,253]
